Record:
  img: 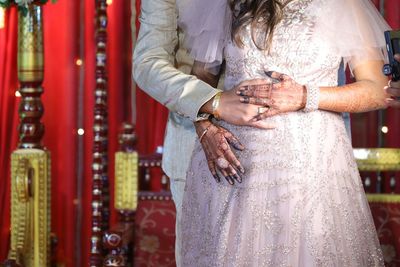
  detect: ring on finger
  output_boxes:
[258,106,269,114]
[260,98,270,106]
[242,96,250,103]
[216,157,229,169]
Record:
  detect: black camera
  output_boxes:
[382,30,400,81]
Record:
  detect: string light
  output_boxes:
[15,91,21,97]
[0,8,5,29]
[77,128,85,135]
[106,0,112,5]
[75,59,83,66]
[381,126,389,134]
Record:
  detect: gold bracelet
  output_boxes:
[212,91,222,120]
[199,125,211,143]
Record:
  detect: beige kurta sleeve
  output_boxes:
[133,0,220,121]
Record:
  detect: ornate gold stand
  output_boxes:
[7,5,51,267]
[115,124,138,211]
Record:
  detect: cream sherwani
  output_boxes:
[133,0,220,265]
[134,0,220,179]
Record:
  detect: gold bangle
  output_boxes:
[212,91,222,120]
[199,125,211,143]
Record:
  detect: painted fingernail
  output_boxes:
[226,176,235,185]
[231,141,244,151]
[241,96,250,103]
[233,174,242,183]
[238,166,245,174]
[213,174,221,183]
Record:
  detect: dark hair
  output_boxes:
[230,0,291,50]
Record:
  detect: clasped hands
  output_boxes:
[195,71,306,185]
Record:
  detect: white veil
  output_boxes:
[178,0,391,73]
[177,0,232,73]
[308,0,391,71]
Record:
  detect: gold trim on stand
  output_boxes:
[367,194,400,204]
[115,152,139,211]
[353,148,400,171]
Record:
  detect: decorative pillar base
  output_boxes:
[9,149,51,267]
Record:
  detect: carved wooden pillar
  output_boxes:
[17,7,44,150]
[90,0,109,266]
[8,4,51,267]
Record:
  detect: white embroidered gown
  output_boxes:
[179,0,384,266]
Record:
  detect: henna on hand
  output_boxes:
[236,84,272,98]
[195,120,245,184]
[239,96,274,106]
[263,65,388,114]
[238,71,306,120]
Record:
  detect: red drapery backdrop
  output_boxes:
[0,0,399,266]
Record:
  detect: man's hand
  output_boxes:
[200,79,277,129]
[194,120,245,185]
[385,54,400,108]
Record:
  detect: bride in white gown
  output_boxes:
[177,0,390,265]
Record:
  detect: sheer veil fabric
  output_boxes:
[309,0,390,71]
[177,0,232,73]
[178,0,390,72]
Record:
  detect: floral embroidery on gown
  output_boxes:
[179,0,384,266]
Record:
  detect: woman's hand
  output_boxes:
[194,120,245,185]
[385,54,400,108]
[237,72,306,120]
